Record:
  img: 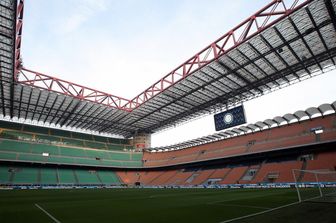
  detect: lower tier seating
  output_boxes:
[116,150,336,186]
[0,165,121,185]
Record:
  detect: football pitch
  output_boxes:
[0,188,335,223]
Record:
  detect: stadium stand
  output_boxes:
[40,168,58,185]
[0,120,132,151]
[143,114,336,167]
[0,120,143,168]
[219,166,248,184]
[0,0,335,192]
[0,164,122,186]
[0,102,335,187]
[115,150,335,186]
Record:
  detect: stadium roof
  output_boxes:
[147,101,336,152]
[0,0,336,138]
[0,0,22,123]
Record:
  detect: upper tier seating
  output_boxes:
[0,120,142,168]
[0,138,143,168]
[143,115,336,167]
[0,120,132,152]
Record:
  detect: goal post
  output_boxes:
[292,169,336,203]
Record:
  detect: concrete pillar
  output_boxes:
[132,132,151,151]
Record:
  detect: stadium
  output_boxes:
[0,0,336,222]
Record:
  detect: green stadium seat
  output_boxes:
[93,135,108,143]
[48,156,75,165]
[0,164,123,185]
[0,121,138,168]
[74,157,101,166]
[58,169,76,184]
[110,152,131,161]
[101,160,124,167]
[97,171,121,184]
[59,147,87,157]
[18,153,46,162]
[0,140,32,153]
[40,168,58,184]
[107,144,125,151]
[62,138,84,147]
[84,149,105,158]
[84,141,106,149]
[76,169,101,184]
[124,161,143,167]
[12,167,38,184]
[131,153,143,161]
[31,144,60,155]
[0,166,11,184]
[0,151,18,161]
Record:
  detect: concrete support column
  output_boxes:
[132,132,151,151]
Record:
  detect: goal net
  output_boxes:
[292,169,336,203]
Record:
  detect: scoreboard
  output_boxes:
[214,105,246,131]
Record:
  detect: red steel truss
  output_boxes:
[16,0,312,112]
[19,68,133,111]
[15,0,24,77]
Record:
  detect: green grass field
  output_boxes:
[0,188,335,223]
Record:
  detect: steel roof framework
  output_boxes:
[0,0,17,120]
[0,0,336,138]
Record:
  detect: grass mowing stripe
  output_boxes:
[0,188,300,223]
[34,203,61,223]
[207,189,289,205]
[218,201,300,223]
[208,203,270,210]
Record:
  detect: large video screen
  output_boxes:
[214,105,246,131]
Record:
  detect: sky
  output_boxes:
[21,0,336,147]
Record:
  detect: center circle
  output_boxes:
[224,113,233,124]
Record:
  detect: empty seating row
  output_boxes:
[0,139,143,167]
[0,151,142,168]
[143,115,336,167]
[0,120,128,144]
[0,119,132,152]
[0,165,121,185]
[116,150,336,186]
[0,129,131,151]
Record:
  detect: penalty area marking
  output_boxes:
[35,203,61,223]
[219,201,300,223]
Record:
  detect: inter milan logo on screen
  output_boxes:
[223,113,233,124]
[214,105,246,131]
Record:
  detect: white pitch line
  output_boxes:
[218,201,300,223]
[35,203,61,223]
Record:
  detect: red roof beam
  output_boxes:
[19,68,132,111]
[124,0,312,110]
